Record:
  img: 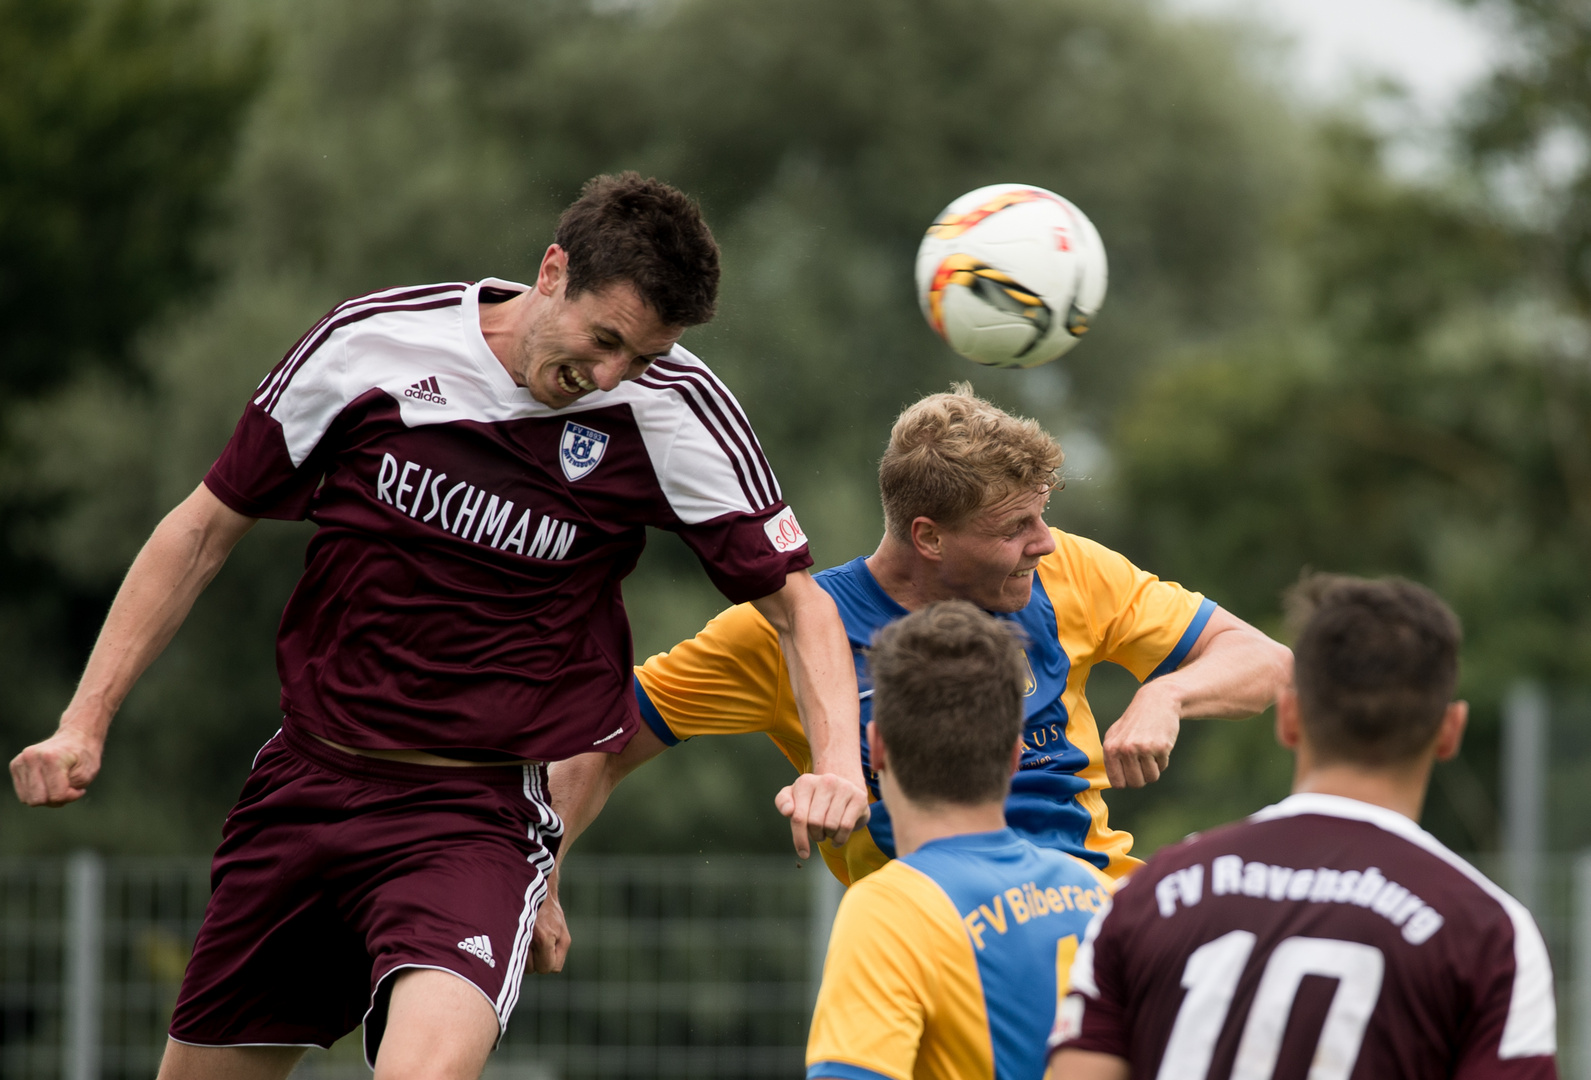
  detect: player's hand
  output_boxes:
[1102,686,1179,788]
[774,772,870,859]
[531,867,571,973]
[10,727,103,807]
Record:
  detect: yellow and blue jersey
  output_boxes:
[806,828,1108,1080]
[634,527,1212,885]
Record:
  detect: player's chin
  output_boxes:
[996,572,1037,610]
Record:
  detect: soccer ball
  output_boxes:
[915,184,1108,369]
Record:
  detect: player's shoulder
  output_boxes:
[306,281,475,374]
[841,858,963,934]
[620,343,737,418]
[327,281,472,339]
[1036,527,1138,585]
[1135,794,1526,934]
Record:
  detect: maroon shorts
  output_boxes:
[168,724,561,1066]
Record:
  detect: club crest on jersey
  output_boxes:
[560,421,609,482]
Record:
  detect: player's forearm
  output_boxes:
[1150,625,1291,721]
[755,576,863,785]
[62,484,254,741]
[546,753,621,853]
[547,723,668,854]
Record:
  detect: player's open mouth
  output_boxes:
[556,366,598,396]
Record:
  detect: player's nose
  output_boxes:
[590,355,630,391]
[1027,520,1057,556]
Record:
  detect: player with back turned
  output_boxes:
[9,174,868,1080]
[1049,575,1558,1080]
[807,600,1112,1080]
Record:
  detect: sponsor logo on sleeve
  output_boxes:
[560,421,609,482]
[763,506,807,553]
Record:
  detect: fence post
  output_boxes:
[809,864,843,1009]
[1576,851,1591,1080]
[64,851,104,1080]
[1504,681,1547,916]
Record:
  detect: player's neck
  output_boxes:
[477,288,537,380]
[866,536,952,611]
[887,794,1008,856]
[1291,759,1432,823]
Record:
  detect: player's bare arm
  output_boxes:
[1047,1048,1129,1080]
[10,483,256,807]
[1101,607,1291,789]
[754,570,870,859]
[534,723,671,973]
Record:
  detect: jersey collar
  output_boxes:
[462,278,537,406]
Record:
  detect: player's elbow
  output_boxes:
[751,569,832,637]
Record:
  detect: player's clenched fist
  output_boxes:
[10,728,102,807]
[1101,686,1179,789]
[774,772,870,859]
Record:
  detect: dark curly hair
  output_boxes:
[555,172,720,327]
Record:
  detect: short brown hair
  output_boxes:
[555,172,720,327]
[879,384,1063,540]
[869,601,1027,806]
[1288,574,1461,766]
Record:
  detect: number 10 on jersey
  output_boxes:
[1158,931,1384,1080]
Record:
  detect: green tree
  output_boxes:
[2,0,1316,854]
[1105,103,1591,854]
[0,0,264,851]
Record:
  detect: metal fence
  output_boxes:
[0,854,840,1080]
[0,851,1584,1079]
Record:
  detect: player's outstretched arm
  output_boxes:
[1103,607,1291,788]
[752,571,869,859]
[9,482,256,807]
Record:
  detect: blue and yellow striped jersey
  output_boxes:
[635,528,1212,885]
[807,828,1107,1080]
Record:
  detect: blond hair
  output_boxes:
[879,383,1063,540]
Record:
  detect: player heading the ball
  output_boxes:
[10,173,869,1079]
[807,600,1113,1080]
[1049,575,1558,1080]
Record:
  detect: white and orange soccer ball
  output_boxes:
[915,184,1108,369]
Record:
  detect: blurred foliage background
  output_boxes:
[1,0,1587,863]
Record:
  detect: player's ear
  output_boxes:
[867,720,887,774]
[1009,736,1023,776]
[910,517,944,561]
[1433,700,1468,762]
[1275,687,1302,751]
[537,244,567,297]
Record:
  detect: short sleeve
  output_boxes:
[1047,531,1213,682]
[635,349,812,603]
[633,602,788,746]
[807,876,936,1080]
[1453,911,1559,1080]
[205,306,353,520]
[668,504,814,604]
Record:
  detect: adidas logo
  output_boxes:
[404,376,447,404]
[457,934,496,968]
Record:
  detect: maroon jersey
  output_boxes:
[1050,793,1557,1080]
[205,279,812,761]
